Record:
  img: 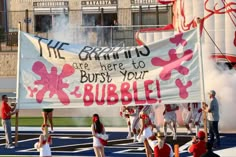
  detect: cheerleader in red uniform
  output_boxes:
[154,132,173,157]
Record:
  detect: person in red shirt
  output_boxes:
[1,95,18,148]
[188,130,207,157]
[154,132,173,157]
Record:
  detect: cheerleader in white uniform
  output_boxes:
[37,124,52,157]
[163,104,179,140]
[91,113,107,157]
[138,111,154,157]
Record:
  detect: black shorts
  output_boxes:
[42,109,54,113]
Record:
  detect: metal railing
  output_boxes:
[0,32,18,52]
[0,25,164,52]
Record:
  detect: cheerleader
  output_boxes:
[91,114,108,157]
[36,124,52,157]
[120,106,132,138]
[163,104,179,140]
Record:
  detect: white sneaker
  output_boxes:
[164,132,167,137]
[50,130,54,133]
[7,145,15,149]
[126,133,132,139]
[170,131,175,136]
[187,130,193,135]
[173,134,177,140]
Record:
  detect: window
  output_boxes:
[132,5,172,26]
[35,15,52,32]
[35,14,68,32]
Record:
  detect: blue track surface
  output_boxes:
[0,130,236,156]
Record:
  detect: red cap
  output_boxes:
[197,131,205,139]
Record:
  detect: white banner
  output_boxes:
[17,28,201,109]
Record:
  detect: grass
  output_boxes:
[0,117,126,127]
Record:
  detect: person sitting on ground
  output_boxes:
[200,142,220,157]
[188,130,207,157]
[154,132,173,157]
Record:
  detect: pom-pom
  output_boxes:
[137,135,145,143]
[34,142,39,151]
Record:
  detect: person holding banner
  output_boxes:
[1,95,18,149]
[202,90,220,148]
[42,108,54,133]
[163,104,179,140]
[91,113,107,157]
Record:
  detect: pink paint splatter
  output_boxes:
[175,79,192,99]
[170,33,187,46]
[151,49,193,80]
[32,61,75,105]
[70,86,82,98]
[27,86,38,97]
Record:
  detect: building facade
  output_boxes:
[0,0,172,92]
[6,0,172,34]
[0,0,5,31]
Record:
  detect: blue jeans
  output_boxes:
[2,119,13,146]
[208,120,220,146]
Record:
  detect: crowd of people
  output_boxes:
[0,89,221,157]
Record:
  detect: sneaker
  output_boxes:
[173,134,177,140]
[6,145,15,149]
[50,130,54,133]
[133,134,137,143]
[164,132,167,137]
[187,130,193,135]
[126,133,132,139]
[170,131,175,136]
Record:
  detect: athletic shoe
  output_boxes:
[170,131,175,136]
[6,145,15,149]
[173,134,177,140]
[126,133,132,139]
[164,132,167,137]
[187,130,193,135]
[133,134,137,143]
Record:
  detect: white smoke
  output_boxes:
[48,14,124,126]
[48,14,236,130]
[202,46,236,131]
